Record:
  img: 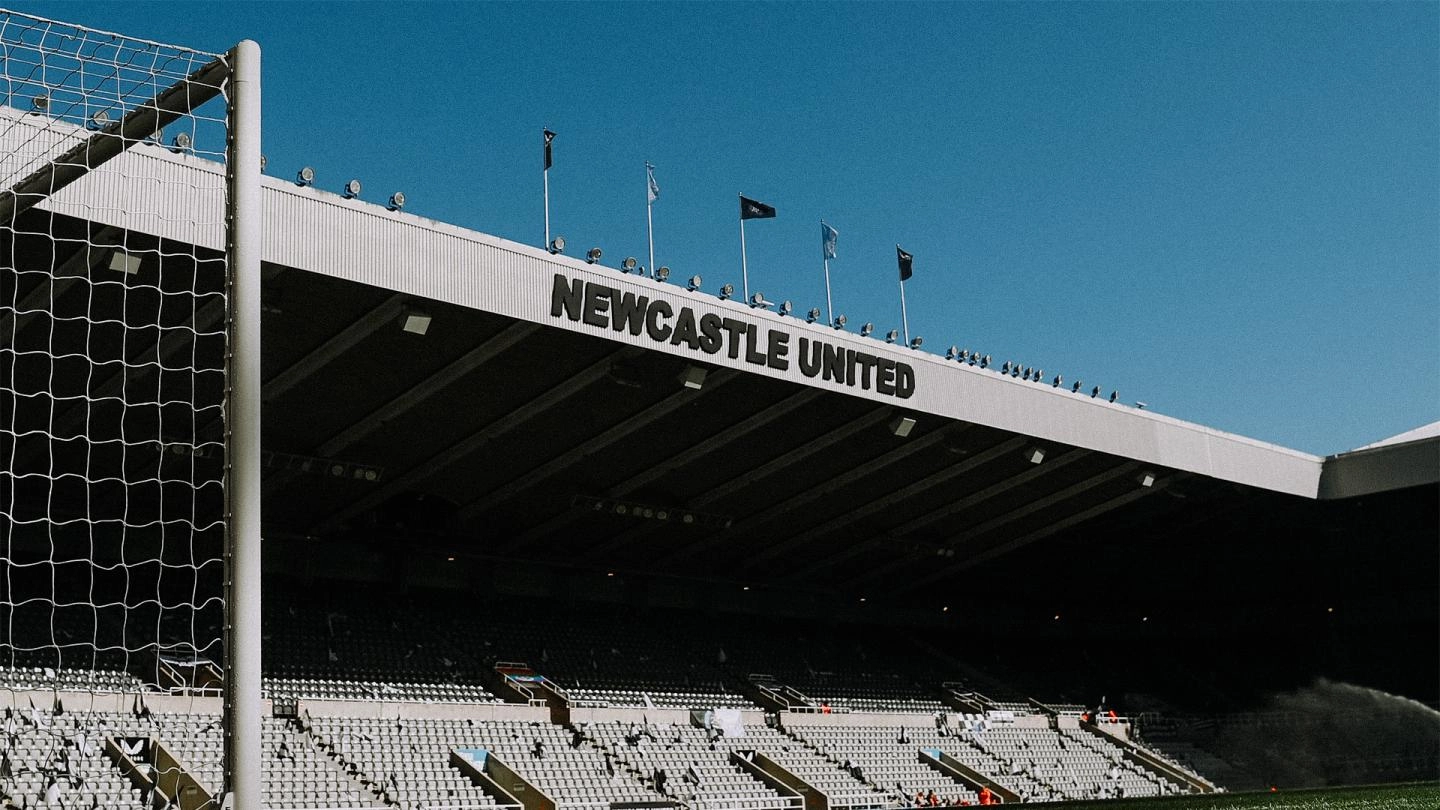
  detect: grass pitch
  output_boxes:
[1046,782,1440,809]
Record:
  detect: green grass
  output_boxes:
[1041,782,1440,809]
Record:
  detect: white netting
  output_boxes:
[0,11,231,801]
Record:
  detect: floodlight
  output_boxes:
[777,300,793,316]
[296,166,316,186]
[1011,365,1020,378]
[1052,374,1062,387]
[890,416,917,438]
[750,292,772,309]
[860,322,874,337]
[1072,380,1082,393]
[945,346,959,360]
[719,283,735,300]
[1035,370,1044,383]
[1001,362,1011,375]
[806,308,821,323]
[170,132,192,153]
[1091,385,1100,398]
[549,236,566,254]
[655,266,670,282]
[885,329,899,344]
[388,192,406,211]
[1109,390,1118,403]
[88,110,110,130]
[107,251,141,275]
[401,308,432,336]
[1136,401,1149,410]
[833,314,847,329]
[622,256,638,272]
[981,354,991,368]
[343,179,362,198]
[687,275,703,291]
[910,336,924,349]
[1137,471,1157,488]
[259,154,268,171]
[30,94,48,112]
[586,247,603,264]
[678,365,707,390]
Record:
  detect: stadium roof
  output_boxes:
[7,107,1437,602]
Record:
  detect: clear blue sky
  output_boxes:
[24,1,1439,455]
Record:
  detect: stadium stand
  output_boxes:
[586,721,796,809]
[783,721,979,805]
[309,716,514,809]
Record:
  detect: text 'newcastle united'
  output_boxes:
[551,274,915,398]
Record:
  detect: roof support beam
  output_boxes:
[740,433,1019,571]
[0,225,119,349]
[464,369,740,529]
[312,347,633,534]
[262,293,406,401]
[637,408,895,567]
[562,388,825,560]
[837,459,1137,589]
[892,474,1176,595]
[891,448,1091,537]
[793,448,1093,583]
[262,321,540,497]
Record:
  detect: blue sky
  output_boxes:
[24,1,1439,455]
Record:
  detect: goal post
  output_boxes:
[224,36,262,810]
[0,9,260,808]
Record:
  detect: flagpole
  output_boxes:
[739,196,750,301]
[543,166,551,248]
[646,164,656,279]
[823,256,834,325]
[899,277,911,346]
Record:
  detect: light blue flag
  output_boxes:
[647,163,660,204]
[821,221,838,259]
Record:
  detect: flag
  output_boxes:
[647,163,660,204]
[897,245,913,281]
[739,195,776,220]
[821,221,838,260]
[543,129,556,170]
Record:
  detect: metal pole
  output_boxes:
[823,257,834,326]
[739,215,750,302]
[899,278,910,346]
[646,198,656,280]
[224,38,262,810]
[543,168,550,248]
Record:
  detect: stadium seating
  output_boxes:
[585,721,796,809]
[309,716,512,809]
[264,676,501,704]
[785,721,979,805]
[0,710,147,810]
[0,665,144,693]
[0,583,1220,806]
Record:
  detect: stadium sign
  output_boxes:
[551,274,916,399]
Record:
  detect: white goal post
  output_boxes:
[0,9,261,808]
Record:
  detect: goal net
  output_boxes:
[1,9,257,807]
